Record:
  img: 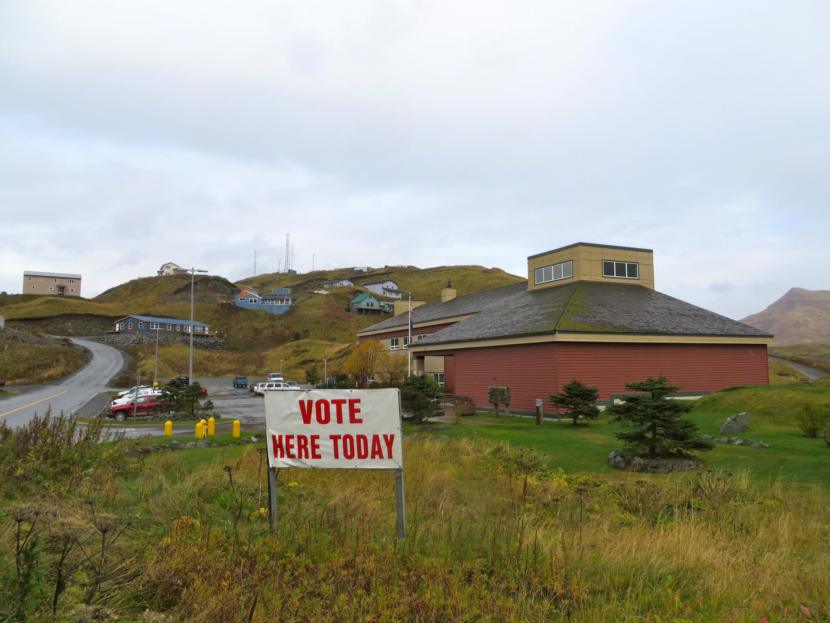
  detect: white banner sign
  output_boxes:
[264,388,403,469]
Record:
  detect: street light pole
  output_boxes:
[154,325,160,384]
[188,267,208,385]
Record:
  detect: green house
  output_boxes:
[350,292,390,314]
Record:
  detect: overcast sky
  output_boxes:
[1,1,828,318]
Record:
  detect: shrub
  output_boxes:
[400,376,443,423]
[795,404,830,438]
[607,376,713,459]
[453,397,476,417]
[550,380,600,426]
[488,386,511,415]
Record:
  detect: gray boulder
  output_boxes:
[608,450,700,473]
[720,412,750,435]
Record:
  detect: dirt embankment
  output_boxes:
[9,313,118,336]
[0,327,91,385]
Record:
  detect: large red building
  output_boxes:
[358,243,771,414]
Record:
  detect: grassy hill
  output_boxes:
[742,287,830,346]
[770,343,830,375]
[1,265,522,381]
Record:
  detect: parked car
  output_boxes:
[252,382,268,396]
[108,395,172,420]
[116,384,151,399]
[111,387,162,408]
[285,381,301,390]
[267,372,284,382]
[232,376,248,389]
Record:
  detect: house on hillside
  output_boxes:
[353,267,371,273]
[157,262,189,276]
[114,315,210,335]
[363,280,402,300]
[322,279,354,288]
[234,287,293,315]
[349,293,391,314]
[358,242,772,412]
[23,271,82,297]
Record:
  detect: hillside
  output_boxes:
[239,265,525,303]
[0,265,523,380]
[0,325,89,385]
[742,287,830,346]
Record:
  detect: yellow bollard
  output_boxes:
[232,419,240,439]
[195,421,204,439]
[207,416,215,437]
[200,419,207,439]
[164,420,173,437]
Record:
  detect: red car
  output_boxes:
[108,395,173,420]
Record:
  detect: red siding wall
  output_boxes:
[552,342,769,400]
[452,343,558,413]
[444,341,768,413]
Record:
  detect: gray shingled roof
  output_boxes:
[363,281,771,346]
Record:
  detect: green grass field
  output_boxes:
[771,343,830,373]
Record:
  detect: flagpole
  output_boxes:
[407,292,412,377]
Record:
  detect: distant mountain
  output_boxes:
[742,287,830,346]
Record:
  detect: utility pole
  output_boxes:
[188,267,208,385]
[153,325,160,384]
[254,249,257,276]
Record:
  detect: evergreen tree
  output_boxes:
[607,376,713,458]
[549,380,599,426]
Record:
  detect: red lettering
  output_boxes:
[316,400,331,424]
[299,400,314,425]
[331,398,346,423]
[342,434,355,459]
[271,434,284,458]
[356,434,368,459]
[310,434,322,459]
[296,435,309,459]
[284,435,295,459]
[348,399,363,424]
[383,434,395,459]
[330,434,342,459]
[370,434,383,459]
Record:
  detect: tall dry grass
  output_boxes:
[2,434,829,621]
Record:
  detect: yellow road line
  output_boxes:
[0,390,68,418]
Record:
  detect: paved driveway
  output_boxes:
[0,338,123,428]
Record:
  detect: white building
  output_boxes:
[364,280,403,300]
[157,262,188,276]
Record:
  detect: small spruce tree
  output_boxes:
[549,380,599,426]
[607,376,713,458]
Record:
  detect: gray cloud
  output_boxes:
[0,0,828,318]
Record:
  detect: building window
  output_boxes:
[150,322,159,329]
[390,337,399,350]
[417,334,426,341]
[69,279,74,284]
[249,297,257,304]
[116,322,124,331]
[430,372,445,384]
[167,324,173,331]
[127,321,133,330]
[403,336,410,348]
[603,260,639,279]
[138,322,144,330]
[238,297,245,302]
[534,260,573,285]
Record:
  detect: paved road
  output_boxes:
[0,338,123,428]
[769,355,828,381]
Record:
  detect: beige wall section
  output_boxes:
[22,274,82,297]
[424,355,445,374]
[527,244,654,291]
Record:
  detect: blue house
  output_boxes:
[114,315,210,335]
[234,287,293,315]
